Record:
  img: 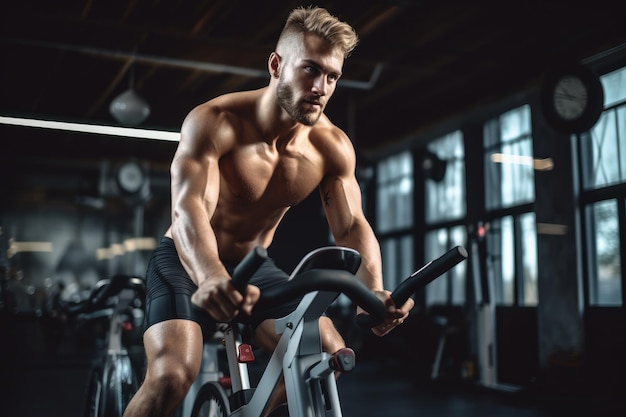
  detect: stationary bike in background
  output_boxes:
[179,245,468,417]
[60,274,146,417]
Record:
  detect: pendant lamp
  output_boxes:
[109,63,151,126]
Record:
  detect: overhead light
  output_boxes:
[109,63,151,126]
[110,89,151,126]
[491,153,554,171]
[7,239,53,258]
[96,237,156,261]
[0,116,179,141]
[536,223,568,235]
[123,237,156,251]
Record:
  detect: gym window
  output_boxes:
[485,105,535,210]
[424,131,467,223]
[376,151,414,290]
[483,213,538,306]
[423,131,468,306]
[577,65,626,307]
[581,68,626,190]
[376,151,413,233]
[425,226,468,305]
[483,105,538,307]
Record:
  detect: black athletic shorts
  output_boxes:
[143,237,302,335]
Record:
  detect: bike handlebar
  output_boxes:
[355,245,468,328]
[230,245,467,329]
[392,245,468,305]
[256,269,388,326]
[62,274,146,316]
[229,246,386,326]
[231,246,269,295]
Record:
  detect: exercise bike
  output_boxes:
[61,274,146,417]
[180,245,467,417]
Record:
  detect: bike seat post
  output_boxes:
[107,288,136,355]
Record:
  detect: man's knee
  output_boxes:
[320,316,345,353]
[146,357,199,401]
[254,317,344,354]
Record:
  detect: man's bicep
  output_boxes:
[173,152,219,205]
[320,175,366,239]
[171,109,225,213]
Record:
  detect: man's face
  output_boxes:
[276,33,344,126]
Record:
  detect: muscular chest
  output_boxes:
[220,148,323,207]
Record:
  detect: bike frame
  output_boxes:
[226,288,344,417]
[183,245,468,417]
[75,276,145,417]
[101,286,141,417]
[182,247,362,417]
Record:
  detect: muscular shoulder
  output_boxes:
[310,117,356,176]
[179,90,259,157]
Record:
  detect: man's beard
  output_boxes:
[276,80,322,126]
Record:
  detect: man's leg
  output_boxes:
[254,316,345,416]
[123,319,203,417]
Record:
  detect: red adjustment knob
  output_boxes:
[238,344,255,363]
[218,376,232,389]
[330,348,355,372]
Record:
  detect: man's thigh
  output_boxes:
[143,319,204,372]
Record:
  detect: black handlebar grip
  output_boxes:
[231,246,269,295]
[91,274,129,307]
[355,246,467,329]
[258,269,388,326]
[391,246,468,306]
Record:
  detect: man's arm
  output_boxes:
[320,173,383,292]
[170,105,258,321]
[320,131,413,336]
[170,106,225,284]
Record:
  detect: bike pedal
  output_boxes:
[238,343,255,363]
[330,348,355,372]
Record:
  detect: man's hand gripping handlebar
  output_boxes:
[191,247,268,322]
[356,246,468,329]
[192,245,468,331]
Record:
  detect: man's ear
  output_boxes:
[268,52,281,78]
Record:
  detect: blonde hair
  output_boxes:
[277,6,359,58]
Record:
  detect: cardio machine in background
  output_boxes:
[60,274,146,417]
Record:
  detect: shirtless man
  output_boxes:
[123,7,414,417]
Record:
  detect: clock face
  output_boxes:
[541,63,604,134]
[553,75,588,120]
[117,162,145,193]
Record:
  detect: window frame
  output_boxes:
[576,64,626,308]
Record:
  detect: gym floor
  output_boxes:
[1,315,624,417]
[3,353,624,417]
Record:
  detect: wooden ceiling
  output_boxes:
[1,0,625,166]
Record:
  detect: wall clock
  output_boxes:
[540,63,604,134]
[116,160,146,195]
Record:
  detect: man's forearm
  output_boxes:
[171,210,227,287]
[335,222,384,292]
